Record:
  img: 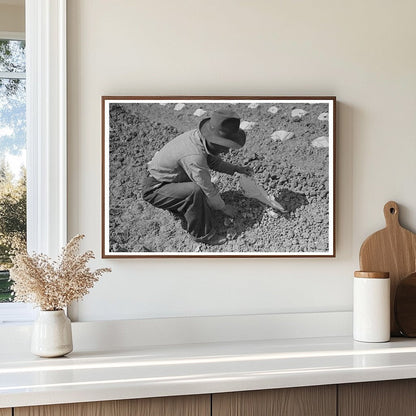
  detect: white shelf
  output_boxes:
[2,335,416,408]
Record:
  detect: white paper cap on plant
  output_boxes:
[239,174,286,212]
[318,112,329,121]
[174,103,185,111]
[193,108,207,117]
[271,130,295,142]
[248,103,259,109]
[240,120,256,130]
[268,106,280,114]
[311,136,329,148]
[291,108,308,118]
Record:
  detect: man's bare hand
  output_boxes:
[222,205,236,218]
[235,165,254,176]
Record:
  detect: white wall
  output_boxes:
[0,3,24,33]
[67,0,416,322]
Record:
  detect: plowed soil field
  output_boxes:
[108,101,331,254]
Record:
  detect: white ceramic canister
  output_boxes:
[31,310,73,357]
[353,271,390,342]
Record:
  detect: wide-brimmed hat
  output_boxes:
[199,110,246,149]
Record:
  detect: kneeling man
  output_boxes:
[142,109,251,245]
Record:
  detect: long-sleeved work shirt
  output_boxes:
[147,128,237,210]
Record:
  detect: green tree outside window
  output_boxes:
[0,38,27,302]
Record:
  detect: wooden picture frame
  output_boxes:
[102,96,336,257]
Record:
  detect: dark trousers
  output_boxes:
[142,176,215,242]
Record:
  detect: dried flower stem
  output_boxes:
[10,235,111,310]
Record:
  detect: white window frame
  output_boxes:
[0,0,67,324]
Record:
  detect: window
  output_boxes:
[0,32,34,323]
[0,1,67,324]
[0,34,26,306]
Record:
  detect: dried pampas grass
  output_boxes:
[10,234,111,311]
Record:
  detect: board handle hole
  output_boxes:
[390,207,396,214]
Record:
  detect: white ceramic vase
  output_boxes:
[31,310,73,357]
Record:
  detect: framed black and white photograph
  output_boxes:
[102,96,336,257]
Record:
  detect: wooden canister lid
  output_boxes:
[354,271,389,279]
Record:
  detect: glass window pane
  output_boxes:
[0,39,26,73]
[0,77,26,303]
[0,78,26,154]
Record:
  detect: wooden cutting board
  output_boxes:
[359,201,416,336]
